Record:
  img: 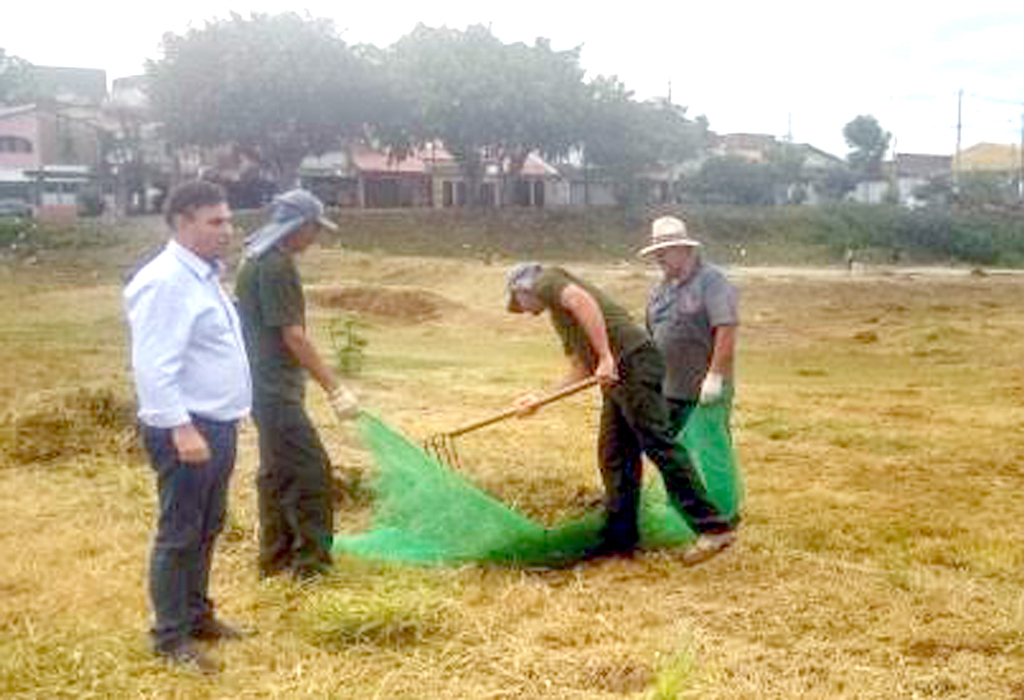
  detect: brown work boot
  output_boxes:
[293,562,332,582]
[680,530,736,566]
[156,639,219,675]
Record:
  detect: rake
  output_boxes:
[424,377,599,470]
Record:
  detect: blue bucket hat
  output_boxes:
[244,189,338,258]
[506,262,543,312]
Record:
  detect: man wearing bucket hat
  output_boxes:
[639,216,738,433]
[235,189,358,580]
[506,262,736,562]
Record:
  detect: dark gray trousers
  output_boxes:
[142,416,236,652]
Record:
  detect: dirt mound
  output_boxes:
[0,387,137,466]
[308,285,460,323]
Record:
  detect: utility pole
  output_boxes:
[1019,109,1024,202]
[953,88,963,194]
[891,134,900,204]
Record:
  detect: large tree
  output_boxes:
[581,76,707,205]
[843,114,891,180]
[147,12,374,186]
[383,24,589,204]
[0,48,33,105]
[689,156,778,205]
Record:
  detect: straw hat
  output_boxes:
[638,216,702,258]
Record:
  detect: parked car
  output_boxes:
[0,199,34,219]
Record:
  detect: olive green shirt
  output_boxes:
[235,248,306,404]
[533,267,649,371]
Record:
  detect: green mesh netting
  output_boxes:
[334,403,743,567]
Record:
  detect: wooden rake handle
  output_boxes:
[441,376,600,439]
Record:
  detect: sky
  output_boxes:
[5,1,1024,158]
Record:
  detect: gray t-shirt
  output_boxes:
[646,263,739,400]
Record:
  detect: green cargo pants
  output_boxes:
[597,343,732,552]
[253,400,334,578]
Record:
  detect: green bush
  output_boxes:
[10,203,1024,268]
[0,219,32,249]
[318,204,1024,266]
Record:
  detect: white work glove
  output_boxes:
[329,386,360,421]
[698,372,724,405]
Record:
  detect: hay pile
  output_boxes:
[0,387,137,466]
[308,285,460,324]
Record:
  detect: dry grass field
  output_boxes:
[3,227,1024,698]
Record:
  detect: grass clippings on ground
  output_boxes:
[4,240,1024,697]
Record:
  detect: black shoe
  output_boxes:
[192,618,253,642]
[155,640,218,675]
[584,540,637,561]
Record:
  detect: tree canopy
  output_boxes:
[382,24,589,203]
[0,48,33,105]
[147,12,374,185]
[843,114,891,180]
[581,76,707,204]
[144,16,719,204]
[689,156,778,205]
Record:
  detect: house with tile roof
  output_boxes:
[851,153,952,207]
[299,143,565,208]
[957,142,1023,177]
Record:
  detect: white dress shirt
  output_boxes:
[125,241,252,428]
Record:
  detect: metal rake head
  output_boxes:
[423,433,462,470]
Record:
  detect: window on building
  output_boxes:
[514,179,531,206]
[0,136,33,154]
[60,135,78,162]
[364,178,401,208]
[479,182,496,207]
[533,181,545,207]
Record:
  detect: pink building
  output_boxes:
[0,103,104,221]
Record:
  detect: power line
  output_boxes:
[966,92,1024,107]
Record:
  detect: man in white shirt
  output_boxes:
[124,180,252,673]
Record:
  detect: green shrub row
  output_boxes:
[6,204,1024,268]
[320,204,1024,267]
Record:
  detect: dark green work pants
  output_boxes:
[253,399,334,577]
[597,343,732,552]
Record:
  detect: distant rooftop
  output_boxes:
[894,153,951,178]
[27,66,107,105]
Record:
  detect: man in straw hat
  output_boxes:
[639,216,738,433]
[506,262,737,562]
[235,189,359,580]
